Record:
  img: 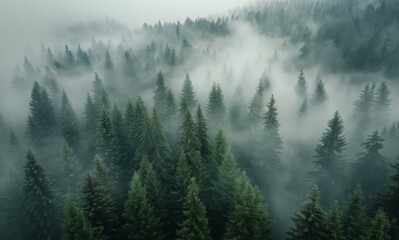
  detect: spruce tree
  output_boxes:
[287,185,328,240]
[180,73,197,111]
[123,172,163,240]
[82,174,118,240]
[61,142,81,194]
[296,69,307,97]
[207,83,226,124]
[176,178,211,240]
[229,86,246,129]
[311,111,346,205]
[312,79,328,105]
[104,50,114,71]
[62,198,93,240]
[23,150,57,240]
[351,130,389,205]
[366,208,390,240]
[353,83,374,129]
[196,106,212,179]
[376,81,391,118]
[153,71,168,119]
[261,95,283,169]
[342,186,368,240]
[247,80,265,127]
[326,201,345,240]
[60,90,80,152]
[224,172,272,240]
[92,73,108,111]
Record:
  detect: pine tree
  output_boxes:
[64,45,75,68]
[261,95,283,169]
[366,208,390,240]
[62,198,93,240]
[92,73,108,111]
[176,178,211,240]
[27,82,58,156]
[207,83,226,124]
[229,86,246,129]
[376,81,391,118]
[82,174,118,240]
[166,90,178,125]
[133,104,153,166]
[60,90,80,152]
[196,106,212,172]
[311,111,346,205]
[326,201,345,240]
[287,185,328,240]
[224,172,272,240]
[353,83,374,129]
[97,107,121,170]
[76,46,92,69]
[84,94,98,161]
[23,150,57,240]
[123,172,163,240]
[351,130,389,205]
[137,156,164,214]
[296,69,307,97]
[180,73,197,111]
[247,81,265,127]
[312,79,328,105]
[151,109,173,187]
[104,50,114,71]
[61,142,81,194]
[342,186,368,240]
[153,71,168,119]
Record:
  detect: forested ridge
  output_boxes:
[0,0,399,239]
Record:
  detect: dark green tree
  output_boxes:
[61,142,81,194]
[62,198,93,240]
[311,111,346,205]
[312,79,328,105]
[180,73,197,111]
[229,86,246,129]
[176,178,211,240]
[153,71,168,119]
[296,69,307,97]
[261,95,283,169]
[376,81,391,118]
[60,90,80,152]
[366,208,390,240]
[123,172,163,240]
[82,174,118,240]
[224,172,272,240]
[342,186,368,240]
[287,185,328,240]
[247,81,265,127]
[207,83,226,124]
[326,201,345,240]
[23,150,57,240]
[351,130,389,205]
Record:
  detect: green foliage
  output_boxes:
[153,71,168,119]
[62,198,93,240]
[296,69,307,97]
[60,91,80,152]
[312,111,346,205]
[123,172,163,240]
[312,79,328,105]
[207,83,226,123]
[180,73,197,111]
[326,201,345,240]
[342,186,368,240]
[288,185,328,240]
[176,178,211,240]
[224,172,272,240]
[366,208,390,240]
[23,150,57,240]
[82,174,118,240]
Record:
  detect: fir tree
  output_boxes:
[366,208,390,240]
[207,83,226,124]
[76,46,92,69]
[326,201,345,240]
[61,142,81,194]
[312,79,328,105]
[311,111,346,205]
[180,73,197,111]
[351,130,389,205]
[60,90,80,152]
[62,198,93,240]
[153,71,168,119]
[82,174,118,240]
[342,186,368,240]
[123,172,163,240]
[224,172,272,240]
[23,150,57,240]
[247,81,265,127]
[261,95,283,169]
[176,178,211,240]
[287,185,328,240]
[353,83,374,130]
[376,81,391,118]
[296,69,307,97]
[104,50,114,71]
[229,86,246,129]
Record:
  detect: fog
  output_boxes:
[1,0,399,239]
